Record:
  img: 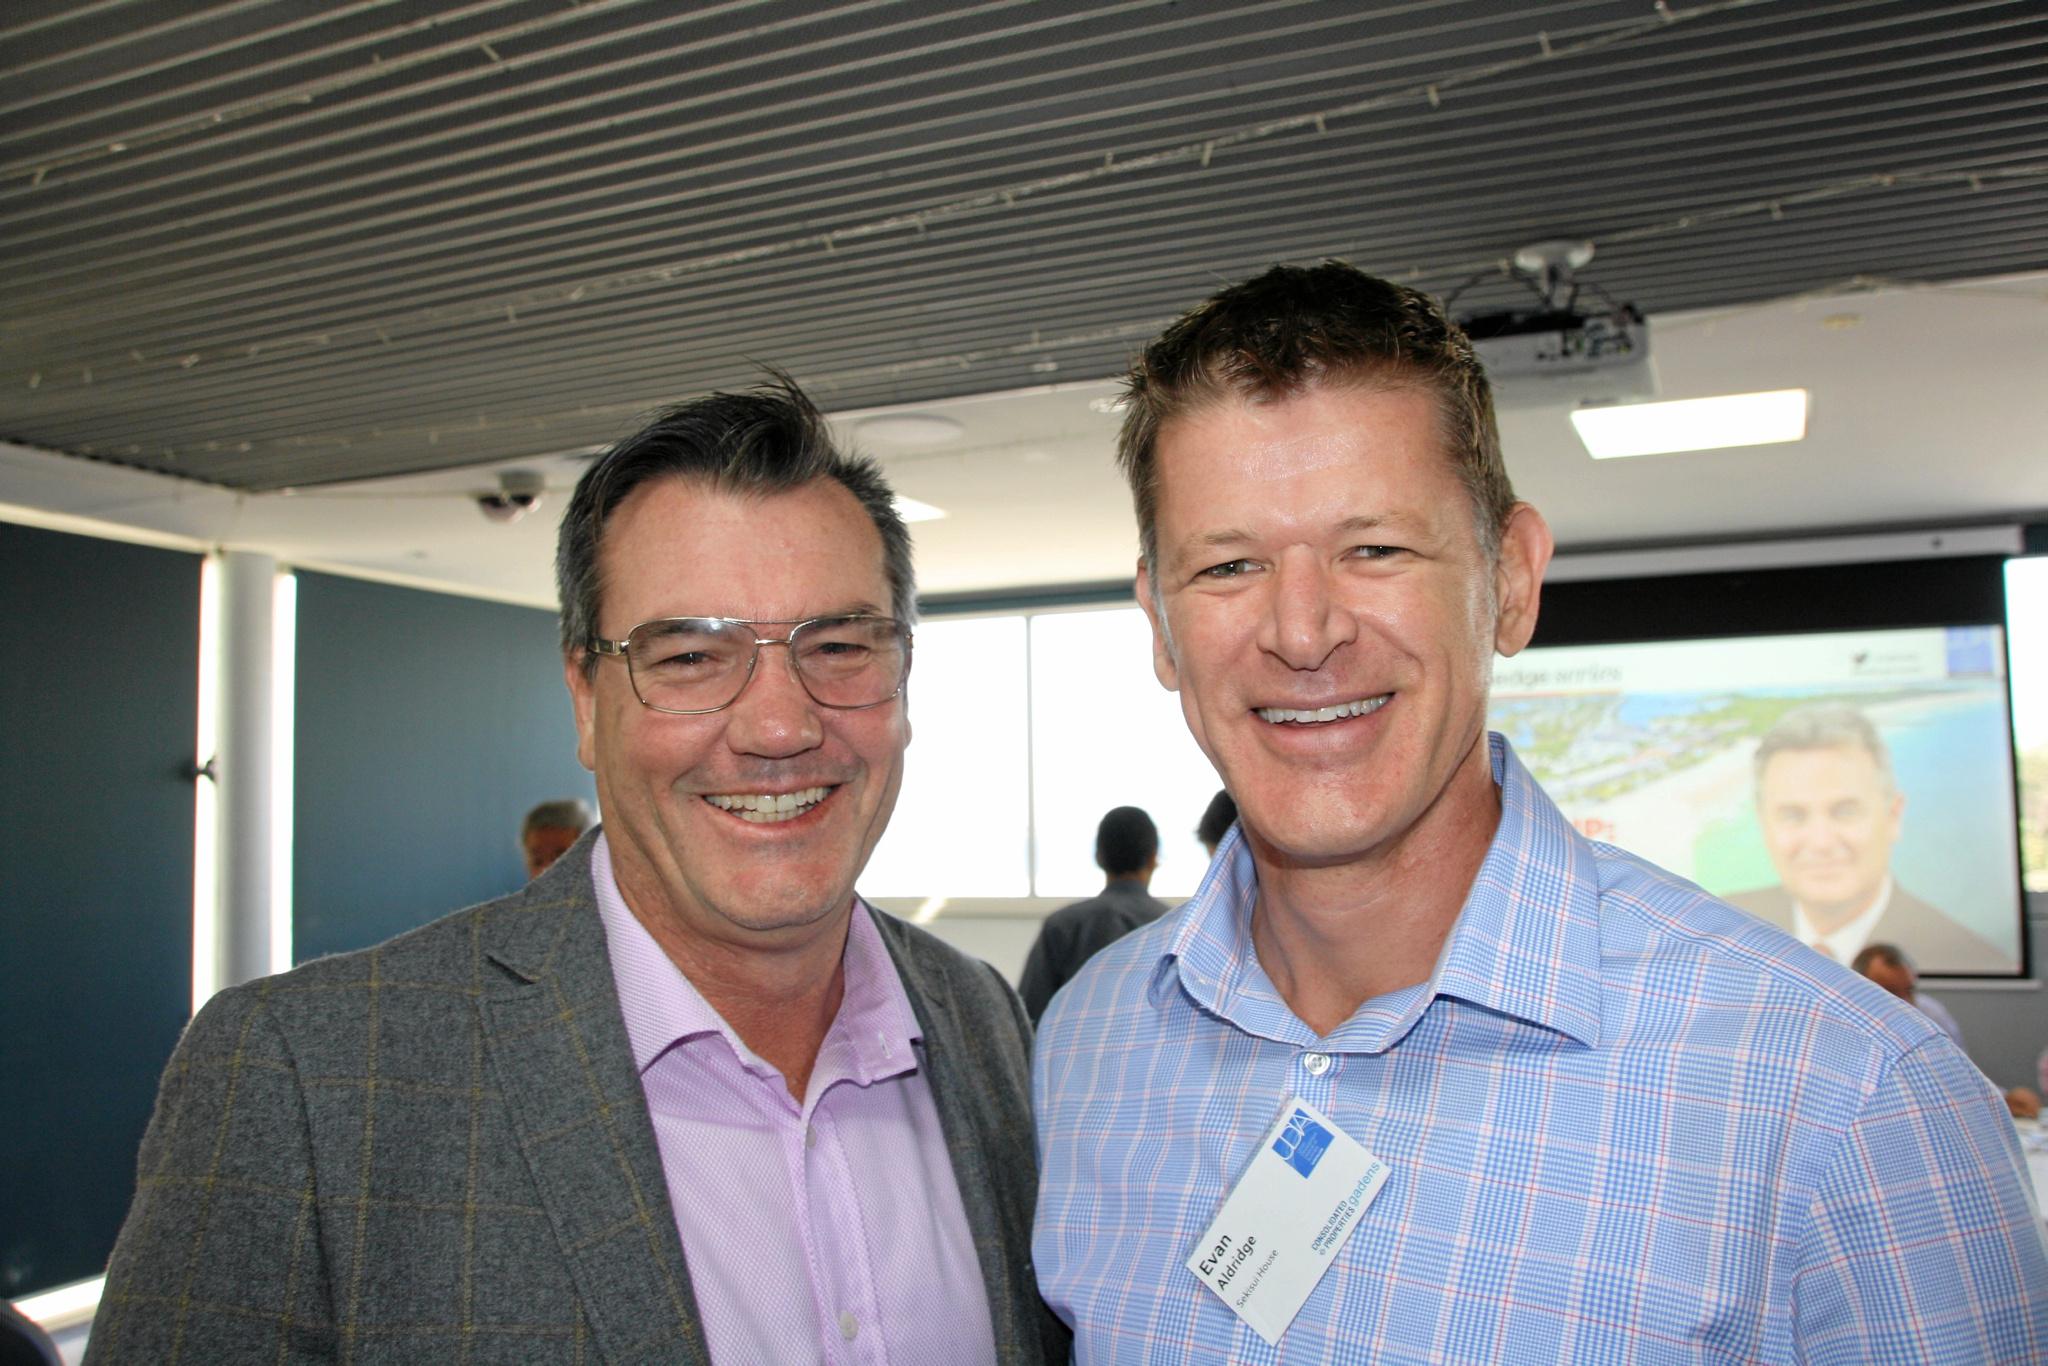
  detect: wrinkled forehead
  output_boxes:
[596,474,889,621]
[1153,373,1464,499]
[1150,381,1470,551]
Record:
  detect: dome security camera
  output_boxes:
[476,469,546,524]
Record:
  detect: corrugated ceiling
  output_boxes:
[4,0,2046,490]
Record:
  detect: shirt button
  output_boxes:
[805,1124,818,1149]
[1301,1051,1332,1076]
[838,1310,859,1341]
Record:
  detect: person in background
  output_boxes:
[1851,941,1965,1047]
[88,379,1065,1364]
[1019,805,1170,1024]
[520,796,594,879]
[1032,259,2046,1362]
[1195,788,1236,857]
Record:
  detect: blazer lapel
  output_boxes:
[879,912,1041,1361]
[477,856,711,1365]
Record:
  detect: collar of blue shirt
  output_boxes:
[1146,733,1606,1054]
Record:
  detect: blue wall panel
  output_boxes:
[292,573,594,962]
[0,523,198,1296]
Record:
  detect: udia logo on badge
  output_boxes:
[1184,1097,1391,1346]
[1273,1108,1333,1177]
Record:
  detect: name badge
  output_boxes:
[1183,1097,1389,1346]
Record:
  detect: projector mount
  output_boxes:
[1449,239,1655,405]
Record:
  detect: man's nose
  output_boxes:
[724,638,825,757]
[1260,547,1356,670]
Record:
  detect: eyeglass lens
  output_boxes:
[625,616,909,713]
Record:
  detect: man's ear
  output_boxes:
[563,654,599,773]
[1492,502,1554,658]
[1135,558,1180,691]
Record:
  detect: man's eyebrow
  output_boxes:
[1163,528,1255,572]
[650,602,888,622]
[1183,528,1256,553]
[1169,514,1423,564]
[1334,513,1424,536]
[788,602,890,622]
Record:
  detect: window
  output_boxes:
[1029,607,1221,898]
[862,615,1032,896]
[2009,556,2048,893]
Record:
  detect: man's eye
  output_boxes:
[1350,544,1403,561]
[1198,559,1257,579]
[644,645,726,672]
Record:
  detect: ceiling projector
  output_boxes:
[1460,304,1656,406]
[1453,240,1658,407]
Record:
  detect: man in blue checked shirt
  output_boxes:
[1031,261,2048,1364]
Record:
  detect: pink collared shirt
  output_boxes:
[590,835,996,1365]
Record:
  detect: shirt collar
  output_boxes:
[1149,733,1606,1051]
[590,832,922,1087]
[1795,876,1892,962]
[829,895,925,1083]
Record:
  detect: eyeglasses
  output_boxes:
[588,614,912,715]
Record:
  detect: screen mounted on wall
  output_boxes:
[1490,624,2023,976]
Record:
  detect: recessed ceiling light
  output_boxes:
[1569,389,1809,460]
[854,413,964,446]
[893,496,947,523]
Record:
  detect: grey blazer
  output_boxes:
[87,839,1069,1364]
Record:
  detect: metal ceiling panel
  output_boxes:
[4,0,2045,490]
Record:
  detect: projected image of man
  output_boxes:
[1730,703,2008,973]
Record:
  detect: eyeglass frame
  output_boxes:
[586,613,914,715]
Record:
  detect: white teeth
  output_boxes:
[1256,695,1390,725]
[704,786,830,823]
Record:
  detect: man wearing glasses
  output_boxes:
[90,380,1065,1364]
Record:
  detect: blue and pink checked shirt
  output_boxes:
[1034,734,2048,1364]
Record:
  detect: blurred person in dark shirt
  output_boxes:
[1019,806,1169,1023]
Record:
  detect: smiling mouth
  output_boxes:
[1256,694,1391,725]
[703,785,833,823]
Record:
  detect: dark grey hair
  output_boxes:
[520,798,594,840]
[555,374,915,674]
[1753,704,1896,792]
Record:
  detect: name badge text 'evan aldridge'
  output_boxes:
[1184,1098,1389,1346]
